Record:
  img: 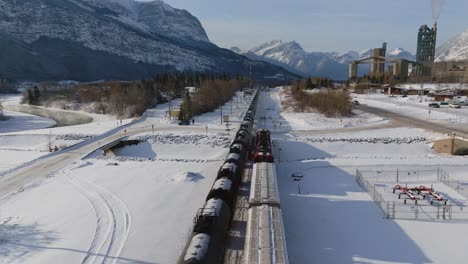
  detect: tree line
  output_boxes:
[20,73,250,119]
[291,78,352,117]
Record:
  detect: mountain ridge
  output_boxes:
[232,40,416,79]
[0,0,295,81]
[436,29,468,62]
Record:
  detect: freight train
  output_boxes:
[178,90,259,264]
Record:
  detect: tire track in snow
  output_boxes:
[65,169,131,264]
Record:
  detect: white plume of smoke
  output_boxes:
[432,0,445,20]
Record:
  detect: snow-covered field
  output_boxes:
[256,87,468,264]
[271,87,388,131]
[0,91,254,263]
[0,97,131,174]
[0,135,229,264]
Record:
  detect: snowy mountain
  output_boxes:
[240,40,348,79]
[0,0,293,81]
[235,40,415,79]
[436,29,468,62]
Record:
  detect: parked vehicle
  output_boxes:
[439,102,449,108]
[449,103,461,108]
[352,100,360,105]
[428,103,440,108]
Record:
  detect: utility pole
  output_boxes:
[249,62,252,89]
[220,105,223,125]
[168,95,172,121]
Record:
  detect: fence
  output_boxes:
[356,169,389,218]
[438,169,468,197]
[356,169,468,221]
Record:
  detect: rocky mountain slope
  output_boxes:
[0,0,293,81]
[436,29,468,62]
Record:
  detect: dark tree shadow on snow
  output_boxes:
[0,220,58,261]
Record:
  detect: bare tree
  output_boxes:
[108,82,127,118]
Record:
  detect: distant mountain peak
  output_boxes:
[238,40,415,79]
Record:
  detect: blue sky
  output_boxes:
[140,0,467,53]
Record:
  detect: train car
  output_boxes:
[254,143,274,163]
[206,177,236,209]
[226,153,241,166]
[240,121,251,131]
[243,116,254,122]
[249,162,280,207]
[236,129,251,142]
[179,198,232,264]
[243,205,289,264]
[193,198,232,235]
[180,233,211,264]
[254,129,274,163]
[232,135,249,148]
[229,143,244,155]
[256,129,271,145]
[217,162,240,185]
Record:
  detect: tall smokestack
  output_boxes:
[432,0,445,20]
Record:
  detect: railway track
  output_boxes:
[223,165,252,264]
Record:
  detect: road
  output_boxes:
[356,104,468,138]
[0,119,225,199]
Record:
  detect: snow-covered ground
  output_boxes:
[0,91,254,263]
[0,134,229,263]
[356,94,468,125]
[0,94,133,173]
[256,87,468,264]
[269,87,388,131]
[0,110,56,134]
[3,86,468,264]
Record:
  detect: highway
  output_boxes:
[356,104,468,138]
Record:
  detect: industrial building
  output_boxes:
[415,23,438,76]
[349,22,440,82]
[432,61,468,83]
[371,43,387,74]
[349,42,412,82]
